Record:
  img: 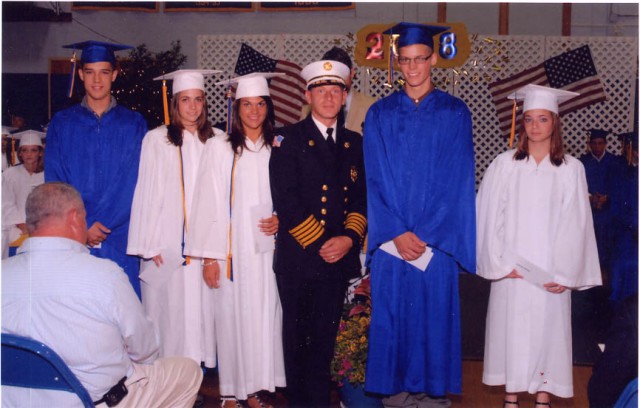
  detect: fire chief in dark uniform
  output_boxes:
[269,59,367,407]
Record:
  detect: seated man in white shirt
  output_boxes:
[1,182,203,408]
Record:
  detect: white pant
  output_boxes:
[97,357,203,408]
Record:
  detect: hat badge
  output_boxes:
[323,62,333,71]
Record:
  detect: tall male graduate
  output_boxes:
[270,60,367,407]
[45,41,147,297]
[363,23,476,407]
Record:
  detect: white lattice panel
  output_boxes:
[198,34,638,185]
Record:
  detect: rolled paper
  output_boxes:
[509,100,516,148]
[162,80,170,125]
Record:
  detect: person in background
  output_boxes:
[300,47,377,135]
[127,69,220,372]
[270,59,367,407]
[1,130,45,258]
[580,128,618,272]
[476,84,602,408]
[186,72,286,408]
[45,40,147,297]
[607,131,638,306]
[2,182,202,408]
[363,22,476,408]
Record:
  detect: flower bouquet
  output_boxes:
[331,275,381,407]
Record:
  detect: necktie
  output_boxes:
[326,128,335,152]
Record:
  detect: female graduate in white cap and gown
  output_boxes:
[476,84,602,407]
[185,73,286,408]
[2,130,45,258]
[127,69,222,368]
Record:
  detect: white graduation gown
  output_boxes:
[185,135,286,399]
[1,165,44,258]
[476,150,602,398]
[127,126,219,367]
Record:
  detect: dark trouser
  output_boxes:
[276,273,348,408]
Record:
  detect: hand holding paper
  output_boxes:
[380,233,433,272]
[251,204,276,253]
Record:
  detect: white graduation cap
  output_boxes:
[154,69,221,125]
[508,84,579,115]
[154,69,221,95]
[215,72,285,99]
[10,130,46,147]
[2,126,16,137]
[301,60,349,90]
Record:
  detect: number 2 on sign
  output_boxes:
[365,32,384,60]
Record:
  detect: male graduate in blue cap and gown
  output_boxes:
[579,128,619,270]
[363,22,476,407]
[608,131,638,305]
[45,41,147,297]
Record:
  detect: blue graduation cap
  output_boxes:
[62,41,132,98]
[588,128,610,141]
[383,22,450,50]
[63,40,133,65]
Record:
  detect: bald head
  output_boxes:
[26,182,88,243]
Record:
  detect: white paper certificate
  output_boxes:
[513,255,554,288]
[251,204,275,253]
[380,240,433,272]
[139,251,184,287]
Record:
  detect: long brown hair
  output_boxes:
[18,145,44,174]
[513,110,565,166]
[228,96,276,155]
[166,90,214,146]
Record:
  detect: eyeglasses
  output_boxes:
[397,53,433,65]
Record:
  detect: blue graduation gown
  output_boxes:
[45,102,147,297]
[609,162,638,304]
[580,152,619,266]
[363,89,476,396]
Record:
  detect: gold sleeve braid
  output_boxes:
[289,214,325,248]
[344,212,367,238]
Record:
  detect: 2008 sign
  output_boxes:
[355,23,470,70]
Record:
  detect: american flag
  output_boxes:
[234,43,306,127]
[489,45,607,137]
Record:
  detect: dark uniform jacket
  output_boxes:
[269,115,367,281]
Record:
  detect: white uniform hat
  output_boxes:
[154,69,221,95]
[215,72,285,99]
[10,130,45,147]
[301,60,349,89]
[2,126,16,136]
[508,84,579,114]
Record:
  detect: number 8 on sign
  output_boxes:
[439,32,457,60]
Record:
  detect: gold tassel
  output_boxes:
[509,100,517,148]
[11,139,16,166]
[162,80,170,126]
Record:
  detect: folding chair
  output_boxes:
[1,333,94,407]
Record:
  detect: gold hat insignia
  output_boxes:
[308,140,315,146]
[323,61,333,71]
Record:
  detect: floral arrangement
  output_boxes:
[331,275,372,386]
